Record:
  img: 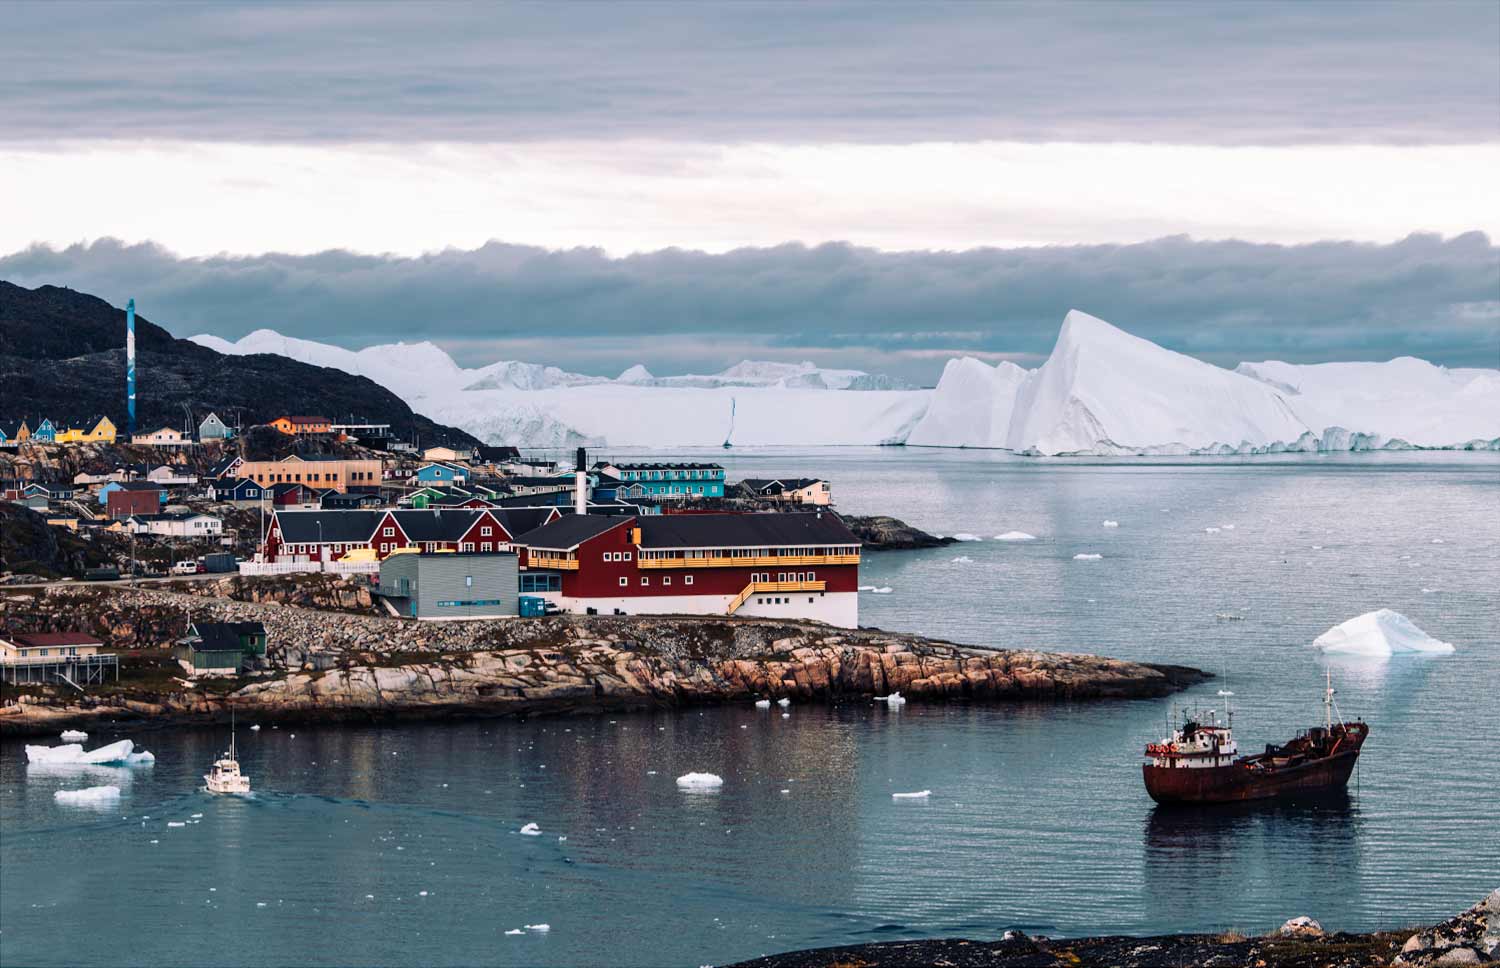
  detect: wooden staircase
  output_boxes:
[726,580,827,615]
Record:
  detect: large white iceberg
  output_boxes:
[675,772,724,790]
[26,739,154,765]
[1312,609,1456,655]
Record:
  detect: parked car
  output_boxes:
[171,560,199,576]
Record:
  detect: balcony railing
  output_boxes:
[638,553,858,569]
[526,552,580,570]
[727,579,827,614]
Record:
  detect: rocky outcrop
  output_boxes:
[841,514,955,549]
[0,585,1206,734]
[726,892,1500,968]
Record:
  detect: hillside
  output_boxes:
[0,282,479,446]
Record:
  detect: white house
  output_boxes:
[127,512,223,537]
[131,426,190,447]
[146,465,198,486]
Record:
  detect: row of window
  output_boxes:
[755,596,818,606]
[602,551,633,562]
[637,546,856,560]
[618,575,695,587]
[751,572,816,583]
[621,469,723,481]
[520,574,562,592]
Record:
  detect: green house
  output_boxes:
[173,621,268,676]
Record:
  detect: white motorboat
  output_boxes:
[204,721,251,794]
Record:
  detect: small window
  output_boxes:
[383,527,394,537]
[640,577,649,586]
[481,526,492,536]
[623,552,632,561]
[618,577,628,587]
[603,552,611,562]
[684,575,694,586]
[663,576,671,586]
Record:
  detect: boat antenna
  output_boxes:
[1217,662,1234,727]
[1324,667,1334,731]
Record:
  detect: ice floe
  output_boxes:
[53,785,120,804]
[26,739,154,766]
[777,697,791,707]
[892,790,931,799]
[859,586,893,594]
[525,924,550,933]
[876,692,907,706]
[505,929,524,936]
[250,725,261,731]
[1102,520,1119,528]
[1073,553,1103,561]
[59,730,88,742]
[1312,609,1455,656]
[519,822,542,836]
[1204,527,1222,534]
[994,531,1037,541]
[754,699,771,709]
[952,533,981,542]
[167,821,187,828]
[676,772,724,790]
[951,556,974,564]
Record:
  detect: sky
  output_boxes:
[2,1,1497,379]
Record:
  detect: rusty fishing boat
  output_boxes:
[1142,671,1369,804]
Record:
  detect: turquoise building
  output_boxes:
[594,461,725,498]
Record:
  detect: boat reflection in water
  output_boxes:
[1143,790,1363,925]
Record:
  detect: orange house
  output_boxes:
[270,415,332,436]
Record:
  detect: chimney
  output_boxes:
[574,446,587,517]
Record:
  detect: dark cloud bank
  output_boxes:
[3,235,1495,383]
[5,1,1496,145]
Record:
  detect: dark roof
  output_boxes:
[206,456,242,478]
[11,632,104,648]
[504,475,572,487]
[278,415,330,424]
[274,509,385,543]
[491,507,556,537]
[515,514,632,551]
[638,512,857,550]
[474,445,521,461]
[228,621,266,637]
[187,623,243,652]
[742,477,825,493]
[390,509,487,542]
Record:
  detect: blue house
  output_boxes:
[30,418,57,443]
[208,478,265,504]
[413,462,468,486]
[23,481,76,501]
[198,412,233,441]
[594,462,725,499]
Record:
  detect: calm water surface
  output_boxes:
[3,449,1497,967]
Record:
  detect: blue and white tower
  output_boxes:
[126,298,137,435]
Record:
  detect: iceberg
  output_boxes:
[952,556,974,563]
[26,739,152,766]
[505,929,525,936]
[518,822,542,836]
[777,697,791,707]
[1102,520,1119,528]
[1073,553,1103,561]
[951,533,982,542]
[524,924,551,933]
[876,692,906,706]
[891,790,931,799]
[1312,609,1456,655]
[754,699,771,709]
[994,531,1037,542]
[54,785,121,804]
[59,730,88,742]
[675,772,724,790]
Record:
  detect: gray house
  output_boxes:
[378,553,519,620]
[198,412,232,441]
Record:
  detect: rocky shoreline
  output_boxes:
[0,585,1205,735]
[724,890,1500,968]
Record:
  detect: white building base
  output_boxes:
[538,591,857,629]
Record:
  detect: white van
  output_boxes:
[171,560,199,576]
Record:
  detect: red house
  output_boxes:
[514,512,861,627]
[106,483,163,519]
[261,507,560,563]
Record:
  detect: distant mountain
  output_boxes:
[0,282,479,446]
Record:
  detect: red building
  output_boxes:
[515,512,861,627]
[106,483,163,519]
[261,507,560,562]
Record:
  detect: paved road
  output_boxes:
[1,572,231,590]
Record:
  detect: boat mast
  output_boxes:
[1324,667,1333,731]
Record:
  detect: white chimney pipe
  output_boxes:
[575,446,587,516]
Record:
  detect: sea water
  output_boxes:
[2,450,1496,967]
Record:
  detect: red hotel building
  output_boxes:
[515,511,861,628]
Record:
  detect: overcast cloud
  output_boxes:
[4,234,1495,382]
[4,1,1496,145]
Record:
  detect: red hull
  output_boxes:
[1144,747,1362,804]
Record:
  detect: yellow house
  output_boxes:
[58,416,117,445]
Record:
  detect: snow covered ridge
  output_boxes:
[191,313,1498,451]
[907,311,1500,455]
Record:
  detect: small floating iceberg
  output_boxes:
[859,586,893,594]
[994,531,1037,542]
[1073,553,1103,561]
[1312,609,1455,656]
[951,533,981,542]
[54,785,120,804]
[60,730,89,743]
[754,699,771,709]
[518,822,542,836]
[892,790,931,799]
[876,692,906,706]
[525,924,551,933]
[26,739,154,766]
[1102,520,1119,528]
[951,555,974,564]
[777,697,791,707]
[676,772,724,790]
